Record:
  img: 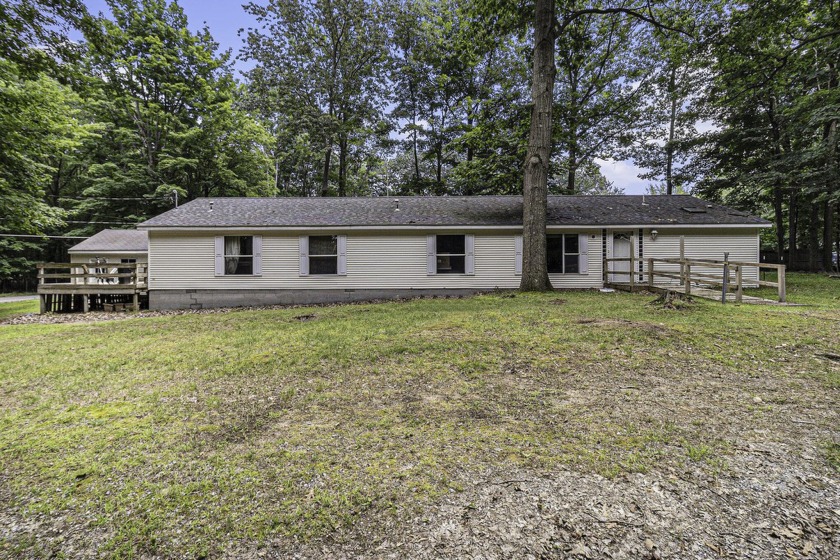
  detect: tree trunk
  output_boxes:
[321,145,332,197]
[824,200,835,270]
[823,115,837,270]
[773,185,785,263]
[788,191,799,268]
[520,0,556,292]
[808,200,821,271]
[566,139,577,195]
[666,66,678,195]
[338,135,347,197]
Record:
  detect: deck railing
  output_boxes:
[36,263,148,312]
[603,256,786,303]
[37,262,147,288]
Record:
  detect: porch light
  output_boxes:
[650,229,658,241]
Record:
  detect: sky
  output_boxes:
[80,0,652,195]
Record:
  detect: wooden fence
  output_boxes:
[603,256,786,303]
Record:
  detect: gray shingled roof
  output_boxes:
[137,195,769,229]
[68,229,148,253]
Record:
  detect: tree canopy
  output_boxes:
[0,0,837,289]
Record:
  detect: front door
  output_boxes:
[610,232,632,283]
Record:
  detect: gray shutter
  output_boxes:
[426,235,436,275]
[215,236,224,276]
[578,233,589,274]
[465,234,475,275]
[299,236,309,276]
[337,235,347,275]
[514,235,523,275]
[253,235,262,276]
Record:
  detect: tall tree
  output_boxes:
[553,1,644,195]
[0,0,94,286]
[631,0,718,194]
[389,0,529,195]
[698,0,839,270]
[516,1,693,290]
[242,0,390,197]
[520,0,556,291]
[75,0,271,230]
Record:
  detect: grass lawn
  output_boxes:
[0,299,38,320]
[0,273,838,558]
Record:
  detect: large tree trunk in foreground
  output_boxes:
[520,0,556,292]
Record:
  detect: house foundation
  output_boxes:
[149,288,492,310]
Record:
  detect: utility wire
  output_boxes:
[0,234,88,239]
[65,220,140,225]
[57,196,155,201]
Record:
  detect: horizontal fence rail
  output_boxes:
[603,256,786,303]
[36,263,148,313]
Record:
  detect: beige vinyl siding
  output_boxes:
[643,228,761,286]
[148,232,533,290]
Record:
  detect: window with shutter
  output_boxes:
[546,233,586,274]
[301,235,346,275]
[217,236,257,275]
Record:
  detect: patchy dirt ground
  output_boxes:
[1,288,838,559]
[251,459,838,559]
[235,351,840,559]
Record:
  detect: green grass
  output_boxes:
[825,442,840,472]
[0,273,838,557]
[746,270,840,306]
[0,298,38,319]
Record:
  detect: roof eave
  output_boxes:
[139,222,770,232]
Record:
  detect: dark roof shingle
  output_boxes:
[68,229,149,253]
[137,195,769,229]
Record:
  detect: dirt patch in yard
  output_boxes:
[250,457,838,560]
[1,288,838,559]
[229,341,840,559]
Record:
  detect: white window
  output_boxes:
[427,234,474,275]
[215,235,262,276]
[299,235,346,276]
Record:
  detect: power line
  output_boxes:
[65,220,140,225]
[57,196,156,201]
[0,234,88,239]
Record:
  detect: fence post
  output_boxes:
[721,252,730,304]
[778,266,786,303]
[629,258,635,291]
[684,263,691,295]
[647,258,654,288]
[735,265,743,303]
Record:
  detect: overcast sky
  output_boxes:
[81,0,652,195]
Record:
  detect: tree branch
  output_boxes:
[556,7,693,39]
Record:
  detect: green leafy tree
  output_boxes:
[697,0,839,270]
[553,1,646,194]
[75,0,272,229]
[242,0,390,197]
[390,0,531,195]
[0,59,91,283]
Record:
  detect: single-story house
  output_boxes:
[131,195,770,310]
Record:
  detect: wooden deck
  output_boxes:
[37,263,148,313]
[604,257,788,305]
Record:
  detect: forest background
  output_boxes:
[1,0,837,290]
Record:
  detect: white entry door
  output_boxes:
[610,232,632,283]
